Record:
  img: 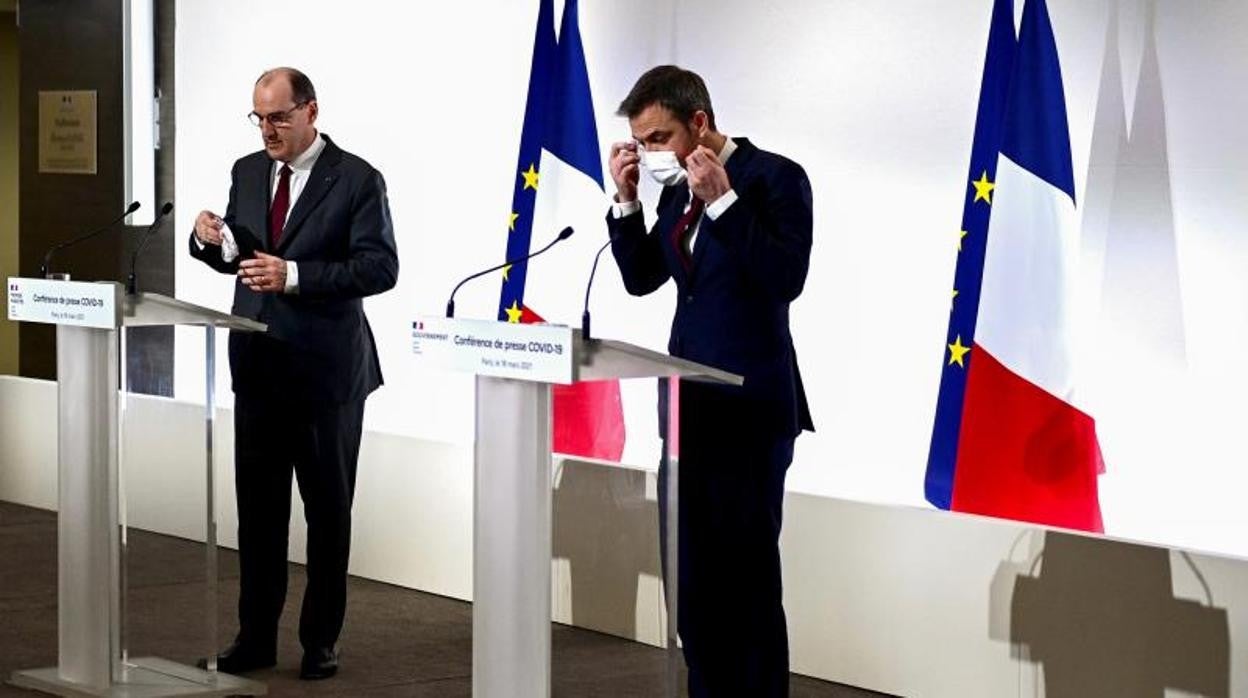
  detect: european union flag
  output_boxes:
[925,0,1017,508]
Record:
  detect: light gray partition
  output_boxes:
[55,324,120,690]
[473,376,553,697]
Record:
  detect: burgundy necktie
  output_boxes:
[669,196,705,270]
[269,164,293,249]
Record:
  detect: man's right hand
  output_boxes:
[609,141,640,204]
[194,210,225,246]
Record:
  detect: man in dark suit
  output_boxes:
[189,67,398,680]
[607,65,813,697]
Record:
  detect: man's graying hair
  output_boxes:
[256,67,317,104]
[617,65,716,130]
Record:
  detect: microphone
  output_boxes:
[40,201,141,278]
[445,226,574,319]
[581,234,617,341]
[126,201,175,295]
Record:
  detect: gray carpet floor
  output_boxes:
[0,501,889,697]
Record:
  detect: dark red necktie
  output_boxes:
[269,164,293,248]
[669,197,705,270]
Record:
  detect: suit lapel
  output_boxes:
[664,182,692,286]
[241,156,273,253]
[688,138,754,279]
[688,209,712,275]
[276,136,343,253]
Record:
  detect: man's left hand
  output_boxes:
[687,145,731,203]
[239,252,287,293]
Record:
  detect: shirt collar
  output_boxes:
[717,136,737,165]
[282,132,326,172]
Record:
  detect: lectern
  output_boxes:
[6,278,267,697]
[411,316,742,698]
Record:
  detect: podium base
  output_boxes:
[11,657,266,697]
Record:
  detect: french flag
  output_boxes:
[498,0,626,462]
[925,0,1103,532]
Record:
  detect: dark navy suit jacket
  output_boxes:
[189,134,399,405]
[607,137,813,440]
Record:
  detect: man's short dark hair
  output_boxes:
[256,67,317,104]
[617,65,716,130]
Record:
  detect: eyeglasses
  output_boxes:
[246,102,309,128]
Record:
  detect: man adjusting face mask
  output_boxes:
[609,103,713,204]
[605,65,815,698]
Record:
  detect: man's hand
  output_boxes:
[609,141,640,203]
[194,210,225,246]
[239,252,287,293]
[687,145,731,203]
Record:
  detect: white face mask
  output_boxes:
[640,149,687,186]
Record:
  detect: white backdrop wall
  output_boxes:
[175,1,1248,559]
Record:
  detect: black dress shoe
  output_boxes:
[196,640,276,674]
[299,647,339,680]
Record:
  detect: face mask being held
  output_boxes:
[640,148,687,187]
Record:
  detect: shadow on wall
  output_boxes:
[553,457,661,643]
[1005,532,1229,697]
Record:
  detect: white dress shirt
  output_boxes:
[198,132,327,294]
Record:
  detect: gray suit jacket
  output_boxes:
[189,134,399,404]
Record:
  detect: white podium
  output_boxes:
[6,278,267,697]
[411,317,742,698]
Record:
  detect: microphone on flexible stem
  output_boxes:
[126,201,175,295]
[40,200,142,278]
[445,226,575,319]
[581,234,617,341]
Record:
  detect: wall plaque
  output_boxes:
[38,90,97,174]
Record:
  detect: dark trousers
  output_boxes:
[660,432,794,698]
[233,394,365,652]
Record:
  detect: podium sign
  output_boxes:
[7,277,119,329]
[412,315,574,384]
